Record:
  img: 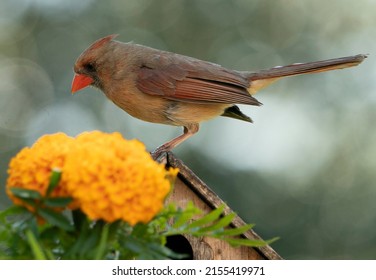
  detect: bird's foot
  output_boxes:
[150,146,169,162]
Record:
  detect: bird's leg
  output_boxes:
[151,123,199,160]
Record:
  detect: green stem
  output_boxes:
[26,229,46,260]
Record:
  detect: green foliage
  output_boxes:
[156,202,277,247]
[0,170,276,259]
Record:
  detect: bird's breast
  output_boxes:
[105,85,172,125]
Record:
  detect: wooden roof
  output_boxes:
[159,152,282,260]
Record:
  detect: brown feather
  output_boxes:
[173,78,261,105]
[136,53,261,106]
[246,54,367,94]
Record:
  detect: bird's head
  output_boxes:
[71,34,118,94]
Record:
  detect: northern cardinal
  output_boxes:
[71,34,366,157]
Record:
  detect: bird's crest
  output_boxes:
[89,34,118,51]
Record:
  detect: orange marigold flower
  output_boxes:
[62,131,178,225]
[6,133,75,211]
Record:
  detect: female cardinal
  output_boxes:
[72,34,366,157]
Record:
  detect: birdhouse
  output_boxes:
[158,152,282,260]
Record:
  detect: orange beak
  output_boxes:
[71,74,94,94]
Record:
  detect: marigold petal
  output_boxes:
[63,131,177,224]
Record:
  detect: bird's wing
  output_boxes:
[136,53,261,106]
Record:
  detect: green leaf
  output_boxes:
[43,197,73,208]
[46,169,62,197]
[38,208,74,231]
[75,221,106,259]
[172,202,201,229]
[26,215,40,238]
[224,236,279,247]
[95,223,110,260]
[132,223,150,237]
[9,188,42,200]
[19,198,37,208]
[72,209,87,230]
[143,242,186,260]
[119,233,185,260]
[0,206,28,222]
[214,224,254,237]
[186,204,225,230]
[197,212,236,234]
[64,218,91,257]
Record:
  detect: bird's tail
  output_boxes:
[246,54,367,94]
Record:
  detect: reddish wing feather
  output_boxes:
[136,54,260,105]
[173,78,260,104]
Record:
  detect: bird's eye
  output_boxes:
[84,63,96,72]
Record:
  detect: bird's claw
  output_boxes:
[150,147,168,162]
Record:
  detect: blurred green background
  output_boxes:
[0,0,375,259]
